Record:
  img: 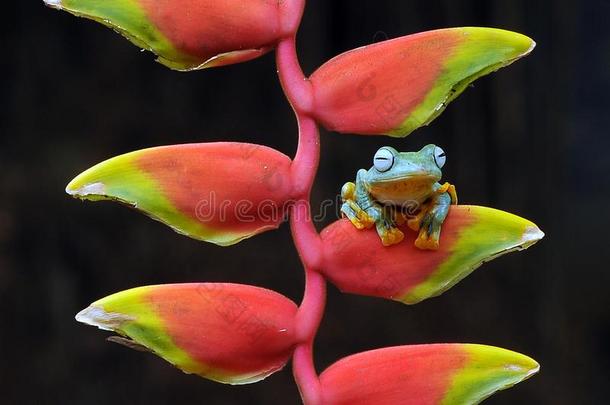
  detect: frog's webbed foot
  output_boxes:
[409,188,455,251]
[375,207,404,246]
[341,183,376,230]
[414,212,441,250]
[376,221,405,246]
[341,200,375,229]
[406,206,428,233]
[403,202,439,250]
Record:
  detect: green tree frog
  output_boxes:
[341,144,457,250]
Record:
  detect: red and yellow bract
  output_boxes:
[321,206,544,304]
[320,344,539,405]
[44,0,305,70]
[66,142,294,246]
[76,283,299,384]
[310,27,535,137]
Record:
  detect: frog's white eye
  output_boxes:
[433,146,446,168]
[373,147,394,172]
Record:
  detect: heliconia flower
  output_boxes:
[76,283,298,384]
[66,143,294,246]
[43,0,305,70]
[320,205,544,304]
[319,344,539,404]
[309,27,535,137]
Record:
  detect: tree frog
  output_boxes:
[340,144,457,250]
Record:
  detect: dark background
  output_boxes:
[2,0,609,403]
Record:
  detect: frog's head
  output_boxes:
[363,144,446,201]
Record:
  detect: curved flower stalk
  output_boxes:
[48,0,543,403]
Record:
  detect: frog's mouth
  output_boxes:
[372,173,439,184]
[367,174,439,202]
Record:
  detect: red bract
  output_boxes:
[77,283,298,384]
[319,344,539,404]
[138,0,301,68]
[320,206,544,304]
[44,0,305,70]
[66,143,294,246]
[310,28,534,137]
[49,1,543,404]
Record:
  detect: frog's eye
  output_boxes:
[373,148,394,172]
[433,146,446,168]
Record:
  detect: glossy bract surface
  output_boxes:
[76,283,299,384]
[44,0,303,70]
[320,344,539,404]
[310,27,535,137]
[66,143,294,246]
[321,205,544,304]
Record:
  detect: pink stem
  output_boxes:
[276,37,313,115]
[289,113,322,270]
[277,36,325,405]
[292,269,326,405]
[293,339,322,405]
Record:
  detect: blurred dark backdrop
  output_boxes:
[2,0,609,404]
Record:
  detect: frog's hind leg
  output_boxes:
[406,203,429,232]
[375,206,405,246]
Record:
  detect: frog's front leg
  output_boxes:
[410,185,454,250]
[347,197,403,246]
[341,199,375,230]
[351,171,403,246]
[340,180,375,229]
